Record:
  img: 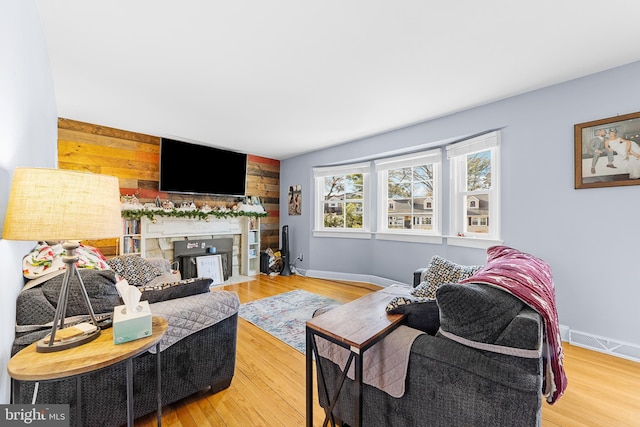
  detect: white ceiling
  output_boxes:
[36,1,640,160]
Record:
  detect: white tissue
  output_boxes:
[115,279,142,315]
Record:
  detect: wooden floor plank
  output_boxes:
[134,274,640,427]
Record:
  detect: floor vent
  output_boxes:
[569,330,640,363]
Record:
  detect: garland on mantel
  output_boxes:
[121,209,268,222]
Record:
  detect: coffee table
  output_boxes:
[305,286,409,427]
[8,316,168,427]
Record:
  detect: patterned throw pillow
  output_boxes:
[411,256,482,300]
[22,242,110,280]
[107,255,163,287]
[138,277,213,304]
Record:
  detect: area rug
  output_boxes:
[239,289,339,354]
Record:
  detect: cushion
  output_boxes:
[39,269,121,317]
[138,277,213,304]
[107,255,163,287]
[436,282,525,343]
[411,256,482,299]
[386,296,440,335]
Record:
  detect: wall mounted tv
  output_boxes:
[159,138,247,197]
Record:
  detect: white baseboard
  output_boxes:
[559,324,570,342]
[303,269,410,288]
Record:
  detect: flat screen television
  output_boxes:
[159,138,247,197]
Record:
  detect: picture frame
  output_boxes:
[288,184,302,215]
[196,254,224,285]
[575,111,640,189]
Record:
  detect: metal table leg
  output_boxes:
[76,376,82,425]
[156,342,162,426]
[354,349,363,427]
[306,327,313,427]
[126,359,134,427]
[11,379,21,404]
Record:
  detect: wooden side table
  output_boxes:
[8,316,168,427]
[305,286,408,427]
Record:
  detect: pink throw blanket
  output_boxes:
[459,245,567,404]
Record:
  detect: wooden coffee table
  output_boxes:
[305,285,409,427]
[8,316,168,427]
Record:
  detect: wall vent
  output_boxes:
[569,330,640,363]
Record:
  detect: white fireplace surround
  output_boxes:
[138,216,258,276]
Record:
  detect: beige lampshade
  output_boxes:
[2,168,122,241]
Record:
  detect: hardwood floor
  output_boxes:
[135,274,640,427]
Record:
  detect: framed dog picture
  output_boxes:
[575,111,640,189]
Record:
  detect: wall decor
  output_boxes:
[288,184,301,215]
[196,254,224,285]
[575,111,640,189]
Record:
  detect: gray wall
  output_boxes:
[0,0,58,403]
[281,60,640,348]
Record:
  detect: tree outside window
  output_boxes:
[386,164,435,231]
[322,173,364,229]
[464,150,491,234]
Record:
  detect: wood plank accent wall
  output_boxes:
[57,118,280,257]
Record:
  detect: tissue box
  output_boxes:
[113,300,152,344]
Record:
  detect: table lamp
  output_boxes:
[3,167,122,352]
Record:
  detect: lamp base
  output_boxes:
[36,328,100,353]
[37,241,102,353]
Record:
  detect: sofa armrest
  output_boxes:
[413,268,427,287]
[148,290,240,352]
[494,307,542,351]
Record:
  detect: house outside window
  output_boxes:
[375,149,442,243]
[447,131,501,245]
[313,162,371,238]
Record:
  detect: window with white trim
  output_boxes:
[447,131,500,240]
[375,149,441,236]
[313,162,370,233]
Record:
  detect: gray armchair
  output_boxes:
[315,281,543,426]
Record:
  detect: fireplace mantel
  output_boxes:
[143,216,242,239]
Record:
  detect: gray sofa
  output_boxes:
[12,256,239,427]
[315,267,543,426]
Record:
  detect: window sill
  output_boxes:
[445,235,503,249]
[313,230,373,239]
[375,232,443,244]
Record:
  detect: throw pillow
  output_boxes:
[436,282,524,343]
[107,255,163,287]
[386,296,440,335]
[138,277,213,304]
[412,256,482,299]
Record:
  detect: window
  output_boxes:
[375,149,442,242]
[447,131,501,244]
[313,162,370,237]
